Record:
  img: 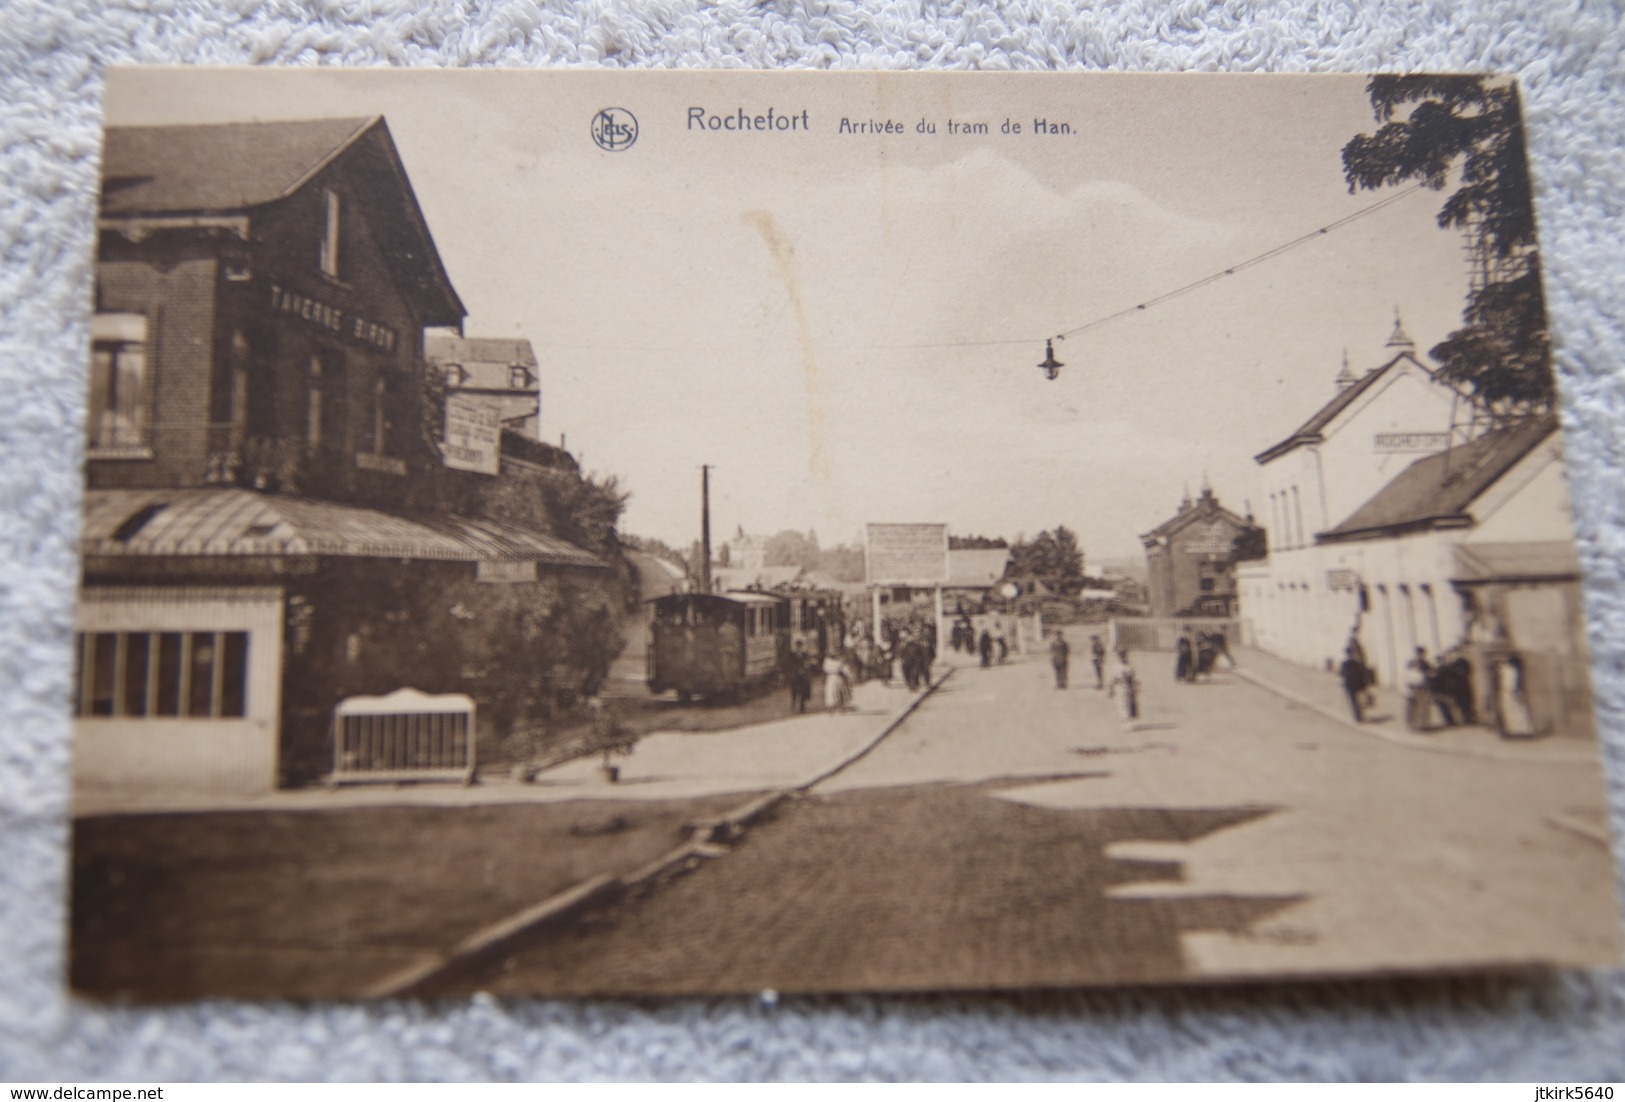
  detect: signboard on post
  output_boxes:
[442,393,501,475]
[864,523,949,586]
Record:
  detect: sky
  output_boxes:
[106,69,1476,562]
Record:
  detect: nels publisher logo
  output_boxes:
[591,107,638,152]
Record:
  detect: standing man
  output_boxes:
[1090,634,1106,689]
[787,640,811,714]
[1049,631,1070,689]
[1339,645,1369,723]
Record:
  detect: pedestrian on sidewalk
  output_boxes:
[1090,634,1106,689]
[1495,653,1538,738]
[979,628,993,668]
[1049,631,1070,689]
[1174,633,1194,683]
[1108,647,1139,721]
[1339,645,1371,723]
[787,641,812,714]
[992,620,1008,664]
[823,650,853,713]
[1404,646,1441,731]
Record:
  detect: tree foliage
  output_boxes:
[541,472,629,558]
[1007,526,1085,581]
[763,528,821,568]
[1231,524,1268,563]
[1342,75,1552,415]
[949,534,1009,550]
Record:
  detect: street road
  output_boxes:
[429,653,1621,995]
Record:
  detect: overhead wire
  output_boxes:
[879,182,1430,352]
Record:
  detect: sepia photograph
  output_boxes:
[68,67,1622,1001]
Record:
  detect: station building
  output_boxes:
[1236,319,1589,735]
[1238,318,1459,675]
[76,116,614,798]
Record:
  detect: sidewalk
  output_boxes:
[1230,646,1600,765]
[72,668,955,818]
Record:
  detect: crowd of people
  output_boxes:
[1339,632,1479,730]
[784,614,940,715]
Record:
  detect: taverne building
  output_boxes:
[77,116,616,797]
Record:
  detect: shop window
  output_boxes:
[75,631,249,719]
[320,188,342,279]
[87,313,149,454]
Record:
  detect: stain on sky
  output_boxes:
[743,210,834,487]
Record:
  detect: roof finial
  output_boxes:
[1386,307,1414,351]
[1180,483,1192,512]
[1334,347,1357,393]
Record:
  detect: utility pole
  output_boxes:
[700,464,713,595]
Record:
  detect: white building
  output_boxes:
[1239,317,1462,676]
[1312,413,1572,696]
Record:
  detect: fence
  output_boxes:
[331,687,476,785]
[1109,617,1241,653]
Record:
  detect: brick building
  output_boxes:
[76,117,619,797]
[1140,482,1256,618]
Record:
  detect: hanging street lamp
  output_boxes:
[1037,338,1064,381]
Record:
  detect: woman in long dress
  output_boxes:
[1404,647,1439,731]
[823,650,852,713]
[1108,648,1139,721]
[1497,654,1537,737]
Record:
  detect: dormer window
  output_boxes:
[509,365,534,390]
[319,188,342,279]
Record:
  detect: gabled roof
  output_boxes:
[945,548,1011,587]
[427,335,538,369]
[1317,414,1558,544]
[100,116,465,328]
[427,335,540,394]
[1254,350,1434,464]
[102,117,379,215]
[1140,489,1252,544]
[82,488,601,567]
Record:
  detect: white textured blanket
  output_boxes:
[1,0,1621,1082]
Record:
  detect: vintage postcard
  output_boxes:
[70,68,1621,999]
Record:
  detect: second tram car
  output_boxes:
[646,589,844,702]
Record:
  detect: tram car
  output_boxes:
[646,589,844,702]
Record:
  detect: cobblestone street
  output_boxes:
[427,652,1620,995]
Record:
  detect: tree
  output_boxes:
[1007,526,1085,582]
[764,528,821,569]
[1232,524,1268,563]
[541,471,630,558]
[948,534,1009,550]
[621,533,689,570]
[1342,75,1552,416]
